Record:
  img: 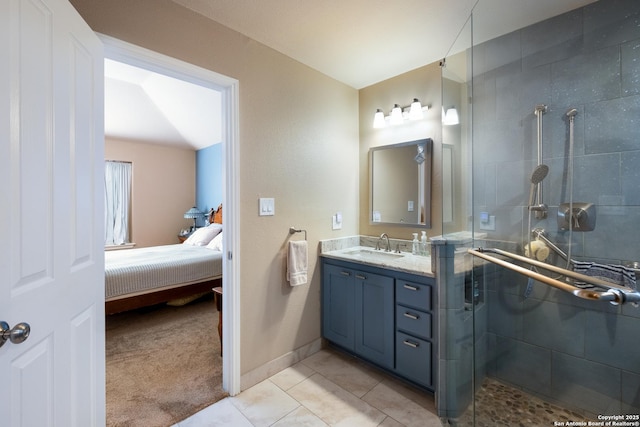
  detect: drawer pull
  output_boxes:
[403,339,420,348]
[340,271,351,277]
[355,274,367,280]
[403,284,419,291]
[403,312,420,320]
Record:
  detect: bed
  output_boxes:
[105,206,223,314]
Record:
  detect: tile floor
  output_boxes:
[172,347,443,427]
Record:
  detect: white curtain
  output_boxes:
[104,161,132,245]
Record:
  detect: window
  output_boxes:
[104,161,132,246]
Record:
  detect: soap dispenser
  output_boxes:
[420,231,428,256]
[412,233,419,255]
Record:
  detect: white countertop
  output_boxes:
[320,245,434,277]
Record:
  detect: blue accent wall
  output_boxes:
[196,143,222,225]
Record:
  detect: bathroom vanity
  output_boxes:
[320,244,435,391]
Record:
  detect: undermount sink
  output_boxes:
[344,248,405,261]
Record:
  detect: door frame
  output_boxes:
[100,34,241,395]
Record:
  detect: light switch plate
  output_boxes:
[332,212,342,230]
[259,198,275,216]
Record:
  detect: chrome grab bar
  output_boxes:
[468,247,640,306]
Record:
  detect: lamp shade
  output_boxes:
[373,109,386,128]
[390,104,403,125]
[443,107,460,125]
[184,206,204,231]
[184,207,204,218]
[409,98,423,120]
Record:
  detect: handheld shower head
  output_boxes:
[528,164,549,207]
[530,164,549,184]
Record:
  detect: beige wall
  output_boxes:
[105,137,196,248]
[71,0,360,383]
[359,63,444,240]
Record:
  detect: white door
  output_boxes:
[0,0,105,426]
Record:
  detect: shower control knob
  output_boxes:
[0,321,31,348]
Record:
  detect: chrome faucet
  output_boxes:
[377,233,391,252]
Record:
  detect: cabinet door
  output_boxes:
[355,271,394,369]
[396,331,432,388]
[322,264,355,350]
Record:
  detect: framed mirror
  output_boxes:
[370,138,432,228]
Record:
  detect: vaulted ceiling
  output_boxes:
[104,0,598,149]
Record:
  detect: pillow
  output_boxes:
[183,223,222,246]
[206,232,223,251]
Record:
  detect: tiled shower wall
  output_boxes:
[472,0,640,416]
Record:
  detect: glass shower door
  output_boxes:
[440,1,640,425]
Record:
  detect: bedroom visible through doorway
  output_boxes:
[100,34,241,402]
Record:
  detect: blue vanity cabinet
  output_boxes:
[395,279,434,389]
[322,260,394,369]
[354,269,394,369]
[322,263,356,351]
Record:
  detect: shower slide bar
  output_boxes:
[468,247,640,306]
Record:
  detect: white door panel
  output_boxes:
[0,0,105,426]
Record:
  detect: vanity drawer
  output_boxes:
[395,331,432,388]
[396,280,431,311]
[396,306,431,340]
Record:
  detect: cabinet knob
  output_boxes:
[340,271,351,276]
[403,284,419,291]
[355,274,367,280]
[403,312,420,320]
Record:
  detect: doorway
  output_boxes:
[100,34,241,396]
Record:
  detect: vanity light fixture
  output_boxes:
[373,98,430,128]
[443,107,460,125]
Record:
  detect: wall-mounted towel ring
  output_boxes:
[289,227,307,240]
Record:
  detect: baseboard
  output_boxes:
[240,338,323,391]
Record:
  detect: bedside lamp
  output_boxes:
[184,207,204,231]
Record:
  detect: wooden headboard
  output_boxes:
[209,203,222,224]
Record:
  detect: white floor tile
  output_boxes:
[362,382,441,427]
[288,373,386,427]
[175,348,442,427]
[270,406,329,427]
[300,349,384,398]
[229,379,300,427]
[269,362,315,391]
[175,398,254,427]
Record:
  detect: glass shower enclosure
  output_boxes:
[438,0,640,425]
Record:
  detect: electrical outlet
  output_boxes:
[479,215,495,231]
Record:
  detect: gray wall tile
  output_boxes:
[585,311,640,372]
[552,352,622,414]
[523,300,585,357]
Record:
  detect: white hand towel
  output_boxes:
[287,240,308,286]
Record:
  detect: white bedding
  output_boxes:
[105,244,223,300]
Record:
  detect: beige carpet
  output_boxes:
[106,294,227,427]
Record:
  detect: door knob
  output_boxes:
[0,321,31,348]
